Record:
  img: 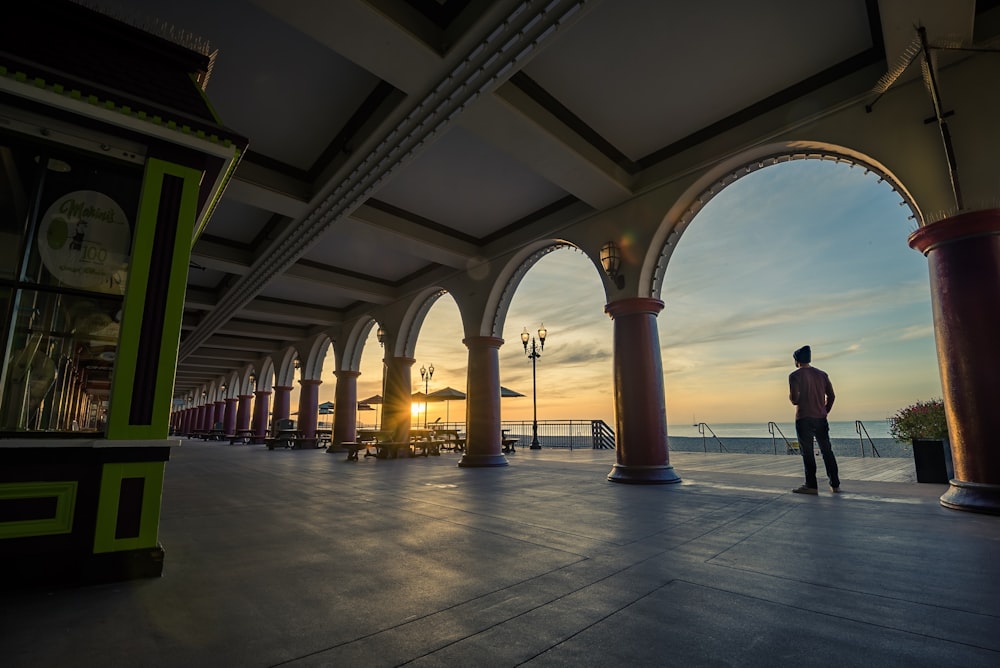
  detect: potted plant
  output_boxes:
[889,399,952,483]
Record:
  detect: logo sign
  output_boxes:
[38,190,130,291]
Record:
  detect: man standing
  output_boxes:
[788,345,841,494]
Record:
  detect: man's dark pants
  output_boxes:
[795,416,840,489]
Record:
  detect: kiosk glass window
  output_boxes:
[0,131,140,434]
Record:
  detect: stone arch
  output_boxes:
[220,371,240,398]
[396,287,447,359]
[274,348,299,387]
[298,334,333,380]
[237,366,256,395]
[642,142,922,301]
[256,357,276,392]
[340,317,381,372]
[482,240,579,338]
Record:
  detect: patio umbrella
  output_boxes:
[359,395,383,428]
[500,386,526,398]
[356,401,376,428]
[426,386,466,423]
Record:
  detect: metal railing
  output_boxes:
[767,421,798,455]
[413,419,616,450]
[855,420,881,457]
[694,422,728,452]
[501,419,616,449]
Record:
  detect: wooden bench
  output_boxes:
[337,442,368,461]
[409,439,443,457]
[502,438,518,453]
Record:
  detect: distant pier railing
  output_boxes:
[767,421,798,455]
[855,420,881,457]
[694,422,729,452]
[418,419,616,449]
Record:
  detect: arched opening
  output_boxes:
[658,157,938,454]
[411,293,465,428]
[498,245,613,442]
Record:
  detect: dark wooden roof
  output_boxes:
[0,0,241,144]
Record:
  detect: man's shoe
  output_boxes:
[831,486,841,493]
[792,485,818,495]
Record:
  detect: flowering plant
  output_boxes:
[888,398,948,441]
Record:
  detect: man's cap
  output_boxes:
[793,345,811,363]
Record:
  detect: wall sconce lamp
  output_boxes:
[376,325,385,348]
[293,357,301,370]
[220,383,227,396]
[600,241,625,289]
[249,372,256,389]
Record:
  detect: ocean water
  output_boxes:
[670,420,891,440]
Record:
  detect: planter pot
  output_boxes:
[912,438,954,484]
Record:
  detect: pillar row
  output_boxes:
[223,397,238,435]
[605,297,680,484]
[333,370,360,447]
[909,209,1000,514]
[383,357,415,445]
[297,379,322,440]
[252,390,272,442]
[235,394,252,433]
[459,336,507,468]
[272,386,292,432]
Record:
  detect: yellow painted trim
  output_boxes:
[0,481,77,539]
[93,462,165,553]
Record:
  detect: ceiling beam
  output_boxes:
[349,203,480,268]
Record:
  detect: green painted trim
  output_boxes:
[192,146,243,242]
[107,159,199,440]
[0,481,77,539]
[93,461,165,553]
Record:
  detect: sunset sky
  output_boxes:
[316,158,942,433]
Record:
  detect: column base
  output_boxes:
[607,464,682,484]
[940,479,1000,515]
[458,454,509,467]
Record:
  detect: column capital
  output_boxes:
[604,297,664,319]
[462,335,504,350]
[909,208,1000,254]
[273,385,294,391]
[298,378,323,387]
[334,369,361,379]
[254,389,273,397]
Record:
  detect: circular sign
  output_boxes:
[38,190,131,290]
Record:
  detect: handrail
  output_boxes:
[694,422,728,452]
[767,421,795,455]
[591,420,615,449]
[855,420,881,457]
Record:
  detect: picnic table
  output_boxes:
[433,428,464,451]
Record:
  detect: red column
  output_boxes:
[252,390,271,442]
[383,357,415,446]
[909,209,1000,514]
[459,336,507,468]
[213,401,225,430]
[604,297,681,484]
[223,397,238,435]
[297,379,321,440]
[272,386,292,433]
[333,370,360,447]
[198,404,211,431]
[235,395,252,432]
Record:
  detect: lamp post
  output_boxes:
[377,325,385,429]
[521,324,547,449]
[420,363,434,428]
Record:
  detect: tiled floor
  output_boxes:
[2,444,996,667]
